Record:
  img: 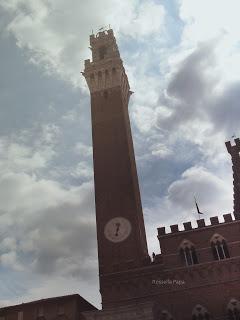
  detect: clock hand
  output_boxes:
[115,222,120,236]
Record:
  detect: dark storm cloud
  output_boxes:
[209,82,240,135]
[155,42,218,132]
[156,39,240,141]
[167,42,217,104]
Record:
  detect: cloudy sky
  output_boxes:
[0,0,239,309]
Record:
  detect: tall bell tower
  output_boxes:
[83,29,149,284]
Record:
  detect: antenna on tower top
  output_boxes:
[97,25,110,33]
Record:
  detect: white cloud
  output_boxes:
[40,123,60,145]
[70,161,93,180]
[74,142,92,157]
[1,238,17,251]
[0,251,19,269]
[0,124,59,174]
[0,0,165,87]
[0,172,72,213]
[61,109,79,122]
[145,165,233,255]
[179,0,240,43]
[167,166,232,214]
[120,1,165,38]
[150,143,173,158]
[0,140,54,173]
[132,105,156,134]
[11,274,99,307]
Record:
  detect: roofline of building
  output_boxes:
[0,293,98,311]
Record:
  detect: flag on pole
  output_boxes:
[194,196,204,215]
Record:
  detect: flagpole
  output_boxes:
[194,196,203,219]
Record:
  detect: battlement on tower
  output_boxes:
[225,138,240,154]
[89,29,114,45]
[84,28,120,67]
[83,29,130,103]
[157,212,240,236]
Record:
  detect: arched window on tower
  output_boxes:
[227,298,240,320]
[179,240,198,266]
[210,234,230,260]
[192,305,211,320]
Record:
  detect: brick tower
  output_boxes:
[83,29,149,306]
[226,138,240,214]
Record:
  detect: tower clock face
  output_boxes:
[104,217,131,243]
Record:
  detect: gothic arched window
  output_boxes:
[227,298,240,320]
[159,310,174,320]
[154,310,174,320]
[192,305,211,320]
[152,303,174,320]
[210,234,230,260]
[36,306,46,320]
[180,240,199,266]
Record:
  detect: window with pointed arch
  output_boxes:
[179,239,198,266]
[210,234,230,260]
[152,303,174,320]
[36,306,46,320]
[227,298,240,320]
[192,305,211,320]
[156,310,174,320]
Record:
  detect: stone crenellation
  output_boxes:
[82,29,131,104]
[158,212,240,236]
